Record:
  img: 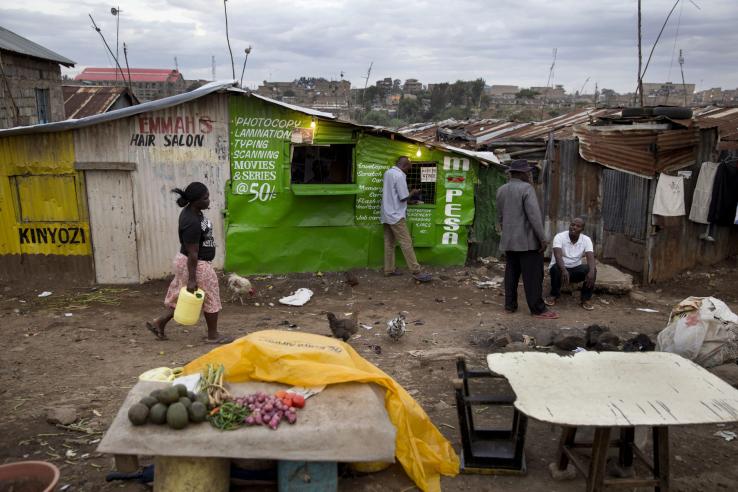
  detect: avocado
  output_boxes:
[188,401,208,422]
[166,402,189,429]
[128,403,149,426]
[140,396,158,408]
[150,389,163,400]
[149,403,168,424]
[196,392,209,407]
[159,386,180,404]
[174,384,188,397]
[178,397,192,409]
[187,391,198,401]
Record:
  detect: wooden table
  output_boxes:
[98,380,396,491]
[487,352,738,491]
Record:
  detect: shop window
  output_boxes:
[12,175,80,222]
[291,144,354,184]
[406,161,437,204]
[35,88,50,124]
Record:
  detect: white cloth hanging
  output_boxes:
[653,174,685,216]
[688,162,719,224]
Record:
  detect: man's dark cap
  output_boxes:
[507,159,534,173]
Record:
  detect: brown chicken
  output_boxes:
[326,311,359,341]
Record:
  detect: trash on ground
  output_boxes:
[715,430,737,441]
[38,291,53,297]
[636,308,660,313]
[279,288,313,306]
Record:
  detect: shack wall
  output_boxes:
[0,132,94,283]
[73,93,230,282]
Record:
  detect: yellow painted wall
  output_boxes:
[0,133,91,256]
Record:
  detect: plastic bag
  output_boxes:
[657,296,738,368]
[184,330,459,492]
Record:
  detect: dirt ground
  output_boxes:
[1,258,737,492]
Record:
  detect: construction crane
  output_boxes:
[578,76,590,96]
[540,48,557,119]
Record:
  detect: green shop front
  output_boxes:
[225,93,502,275]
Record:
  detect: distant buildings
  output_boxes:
[641,81,696,106]
[74,67,187,102]
[256,77,352,112]
[0,26,75,128]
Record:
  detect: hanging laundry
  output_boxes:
[688,162,719,224]
[707,162,738,226]
[653,174,685,216]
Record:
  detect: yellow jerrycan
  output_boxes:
[173,287,205,325]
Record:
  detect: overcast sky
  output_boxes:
[2,0,736,93]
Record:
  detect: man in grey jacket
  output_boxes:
[496,160,558,319]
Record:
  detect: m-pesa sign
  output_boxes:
[441,156,470,245]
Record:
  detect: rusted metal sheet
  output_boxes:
[574,126,699,178]
[601,169,649,241]
[63,86,138,119]
[694,106,738,150]
[544,140,603,251]
[73,92,230,282]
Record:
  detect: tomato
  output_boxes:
[291,394,305,409]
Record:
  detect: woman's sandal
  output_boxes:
[146,321,169,340]
[202,335,234,345]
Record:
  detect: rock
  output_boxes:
[504,342,532,352]
[46,406,78,425]
[408,347,475,365]
[548,462,576,480]
[493,334,512,348]
[475,266,488,276]
[629,291,647,302]
[709,363,738,388]
[595,263,634,294]
[433,400,453,412]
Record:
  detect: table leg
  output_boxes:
[653,427,670,492]
[557,426,578,470]
[114,454,139,473]
[586,427,611,492]
[618,427,635,468]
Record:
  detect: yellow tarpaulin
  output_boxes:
[184,329,459,492]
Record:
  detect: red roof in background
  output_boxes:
[75,67,182,83]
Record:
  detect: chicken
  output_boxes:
[623,333,656,352]
[386,313,406,341]
[226,273,255,304]
[327,311,359,341]
[344,271,359,287]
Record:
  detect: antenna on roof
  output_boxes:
[239,46,252,88]
[540,48,557,119]
[174,56,179,72]
[111,7,122,85]
[223,0,236,80]
[212,56,216,81]
[88,14,132,92]
[123,42,132,91]
[360,61,373,111]
[679,49,688,106]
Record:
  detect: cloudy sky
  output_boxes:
[2,0,736,93]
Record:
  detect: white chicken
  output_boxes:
[386,313,406,341]
[226,273,255,304]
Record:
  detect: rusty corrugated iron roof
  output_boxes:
[63,86,139,119]
[694,106,738,150]
[574,125,699,178]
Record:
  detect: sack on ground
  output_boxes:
[657,296,738,368]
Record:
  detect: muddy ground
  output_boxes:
[1,258,737,491]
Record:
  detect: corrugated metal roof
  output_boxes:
[0,80,238,136]
[242,90,336,119]
[63,86,139,119]
[76,67,182,83]
[574,125,699,178]
[0,26,75,66]
[694,106,738,150]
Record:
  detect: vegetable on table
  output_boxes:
[208,401,250,431]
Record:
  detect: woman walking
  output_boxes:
[147,182,231,343]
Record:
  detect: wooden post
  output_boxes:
[618,427,635,469]
[653,426,671,492]
[638,0,644,107]
[557,426,578,470]
[586,427,611,492]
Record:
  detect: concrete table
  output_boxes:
[487,351,738,492]
[98,380,396,491]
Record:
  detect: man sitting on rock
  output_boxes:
[545,217,597,310]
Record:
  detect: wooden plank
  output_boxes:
[487,352,738,426]
[586,427,611,492]
[75,161,137,171]
[653,426,671,492]
[557,426,577,470]
[85,170,140,283]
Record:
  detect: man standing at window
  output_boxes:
[381,156,432,282]
[545,217,597,310]
[496,160,558,319]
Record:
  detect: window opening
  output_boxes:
[291,144,354,184]
[35,88,50,124]
[406,161,437,204]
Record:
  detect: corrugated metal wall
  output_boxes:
[544,140,603,250]
[73,93,230,282]
[601,170,649,241]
